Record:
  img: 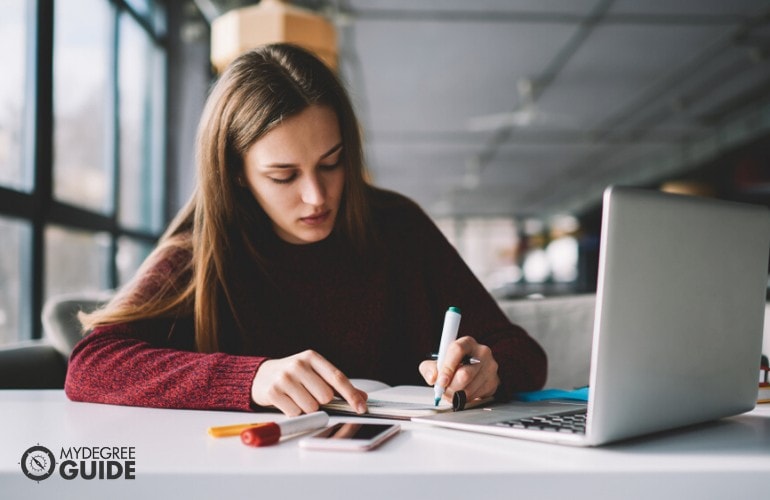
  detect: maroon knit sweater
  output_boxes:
[65,189,547,411]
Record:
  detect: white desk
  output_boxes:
[1,391,768,500]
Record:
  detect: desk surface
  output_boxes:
[1,390,768,500]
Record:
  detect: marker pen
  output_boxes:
[434,306,462,406]
[209,411,329,446]
[428,353,480,365]
[240,411,329,447]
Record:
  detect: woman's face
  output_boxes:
[243,105,345,245]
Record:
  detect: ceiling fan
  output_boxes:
[467,77,577,132]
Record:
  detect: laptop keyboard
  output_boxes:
[495,409,587,434]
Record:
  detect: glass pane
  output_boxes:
[0,1,28,191]
[118,13,166,233]
[124,0,152,18]
[124,0,166,37]
[116,236,153,286]
[53,0,112,213]
[45,225,111,301]
[0,216,32,344]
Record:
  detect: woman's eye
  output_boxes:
[266,159,340,184]
[320,160,342,172]
[269,174,297,184]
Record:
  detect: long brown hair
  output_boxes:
[81,44,373,353]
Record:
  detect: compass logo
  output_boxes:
[20,445,56,482]
[19,443,138,482]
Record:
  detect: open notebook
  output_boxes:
[321,379,492,419]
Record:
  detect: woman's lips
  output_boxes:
[300,210,331,225]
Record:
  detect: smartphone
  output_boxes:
[299,422,400,451]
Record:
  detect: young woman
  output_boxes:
[65,44,546,416]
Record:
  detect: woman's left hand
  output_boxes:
[418,336,500,403]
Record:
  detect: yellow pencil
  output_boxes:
[207,422,270,438]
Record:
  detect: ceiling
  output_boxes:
[196,0,770,219]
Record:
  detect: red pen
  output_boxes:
[239,411,329,447]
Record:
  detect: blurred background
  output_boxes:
[1,0,769,346]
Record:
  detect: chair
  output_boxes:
[0,291,111,389]
[41,291,112,359]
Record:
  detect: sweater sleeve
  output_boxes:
[64,244,266,412]
[65,321,266,411]
[409,202,548,399]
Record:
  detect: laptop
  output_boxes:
[413,186,770,446]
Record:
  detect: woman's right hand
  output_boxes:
[251,350,368,416]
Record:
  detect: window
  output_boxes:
[44,225,111,301]
[0,1,168,345]
[116,236,153,286]
[53,0,112,213]
[0,216,32,344]
[52,3,168,224]
[0,0,29,192]
[117,11,166,233]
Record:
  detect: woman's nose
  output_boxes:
[300,175,325,206]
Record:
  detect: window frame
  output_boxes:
[0,0,168,342]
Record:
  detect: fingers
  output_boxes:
[255,358,329,416]
[269,391,305,417]
[460,363,499,401]
[308,353,368,414]
[435,336,477,391]
[431,337,500,402]
[355,388,369,401]
[251,350,368,416]
[419,360,437,385]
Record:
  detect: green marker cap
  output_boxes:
[448,306,461,314]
